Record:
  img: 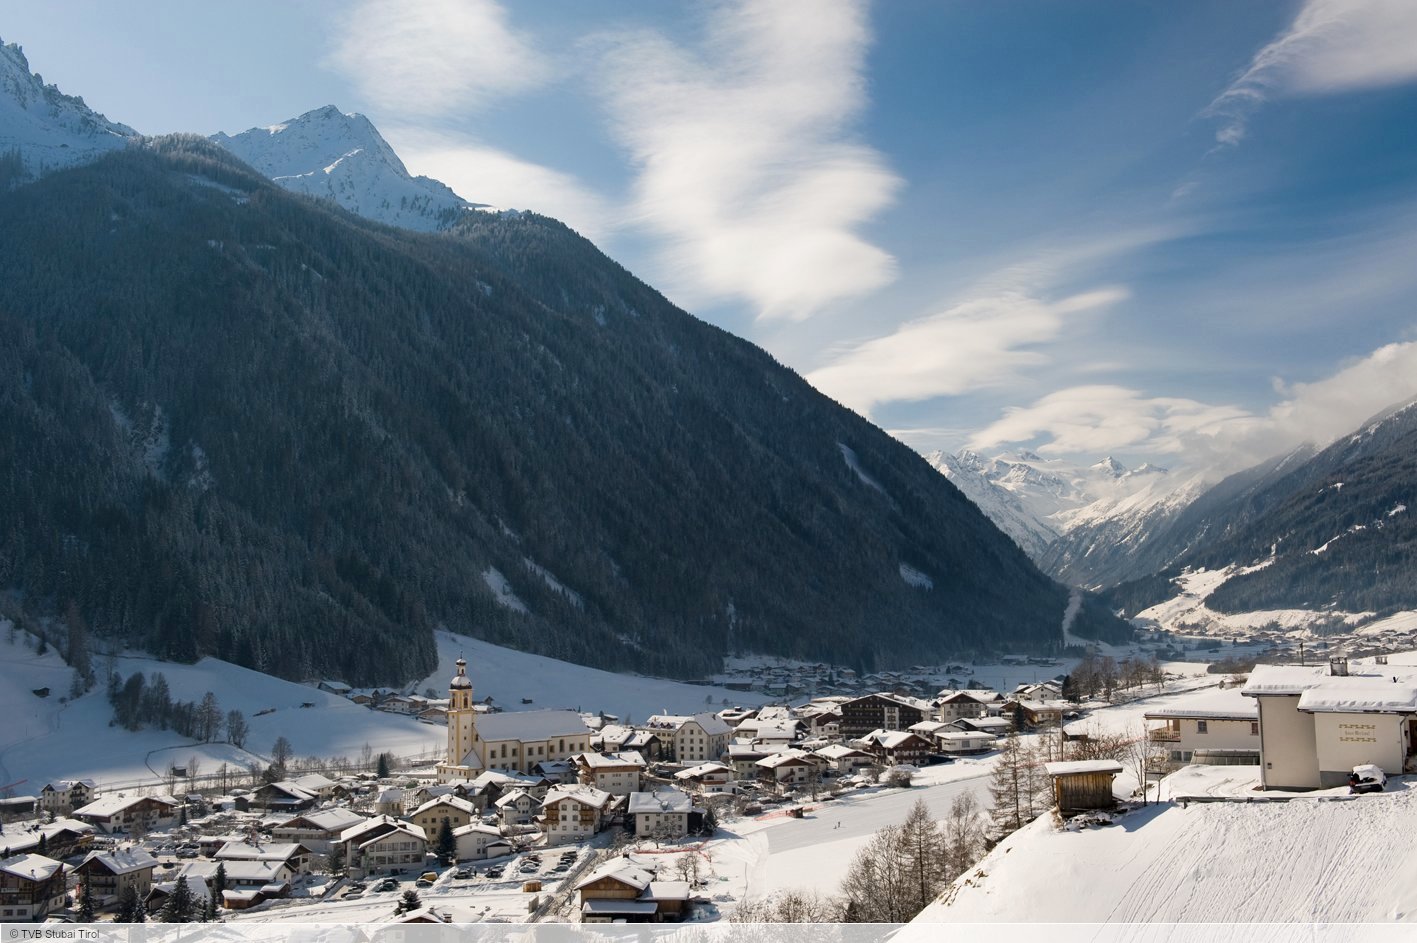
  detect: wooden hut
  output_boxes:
[1044,760,1123,813]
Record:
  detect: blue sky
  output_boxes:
[8,0,1417,476]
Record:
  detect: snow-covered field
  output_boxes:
[420,629,774,722]
[0,627,443,791]
[1136,567,1374,637]
[916,779,1417,924]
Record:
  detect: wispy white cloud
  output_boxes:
[383,127,613,242]
[968,385,1253,460]
[591,0,900,320]
[967,339,1417,474]
[327,0,551,119]
[1205,0,1417,147]
[807,287,1130,417]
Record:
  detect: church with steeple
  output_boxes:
[436,656,594,783]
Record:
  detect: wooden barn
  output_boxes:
[1044,760,1124,813]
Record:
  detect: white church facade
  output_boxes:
[437,657,593,782]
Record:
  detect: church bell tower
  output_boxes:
[446,656,477,774]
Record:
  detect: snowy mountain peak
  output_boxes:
[1129,462,1168,477]
[1092,456,1127,478]
[212,105,490,233]
[0,38,138,184]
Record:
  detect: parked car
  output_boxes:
[375,879,400,892]
[1349,764,1387,794]
[415,879,434,888]
[453,869,472,880]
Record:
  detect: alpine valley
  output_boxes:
[0,39,1129,687]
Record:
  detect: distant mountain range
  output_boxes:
[928,448,1208,586]
[0,41,1129,684]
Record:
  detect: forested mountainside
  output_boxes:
[0,138,1127,684]
[1104,402,1417,618]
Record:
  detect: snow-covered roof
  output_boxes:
[1241,665,1331,696]
[1298,681,1417,714]
[215,841,306,863]
[1144,687,1259,721]
[674,762,733,780]
[1044,760,1123,776]
[290,773,337,792]
[756,750,813,769]
[859,729,927,749]
[648,880,691,901]
[644,712,732,736]
[73,794,177,818]
[409,795,477,817]
[494,788,537,808]
[627,789,692,815]
[0,853,63,882]
[452,822,501,838]
[575,750,647,769]
[82,847,157,876]
[813,744,873,760]
[543,784,613,809]
[939,731,996,742]
[278,808,365,833]
[576,860,652,892]
[475,709,590,742]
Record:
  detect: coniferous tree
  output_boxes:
[78,871,97,922]
[116,884,145,923]
[436,818,455,861]
[213,862,228,898]
[158,877,196,922]
[396,888,421,915]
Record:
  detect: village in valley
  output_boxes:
[8,600,1417,930]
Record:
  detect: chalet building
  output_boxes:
[74,847,157,908]
[857,729,933,767]
[0,853,66,922]
[1145,687,1260,766]
[839,694,927,740]
[950,716,1013,737]
[251,780,320,812]
[494,789,541,828]
[439,658,592,780]
[1045,760,1123,814]
[672,762,736,794]
[73,794,179,835]
[272,808,367,854]
[811,744,876,775]
[593,725,663,760]
[642,713,733,764]
[627,789,692,839]
[575,861,690,923]
[755,750,820,791]
[726,742,779,779]
[935,691,997,724]
[573,751,647,796]
[335,816,427,877]
[317,680,352,696]
[540,784,614,846]
[937,731,997,755]
[39,779,96,815]
[406,795,479,834]
[1004,699,1067,730]
[215,840,312,877]
[375,788,407,816]
[1244,659,1417,789]
[451,823,504,861]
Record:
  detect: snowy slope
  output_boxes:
[0,626,443,791]
[419,629,772,722]
[212,105,489,232]
[912,782,1417,924]
[0,39,137,182]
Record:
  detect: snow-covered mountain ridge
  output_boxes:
[928,448,1208,577]
[211,106,491,233]
[0,39,137,183]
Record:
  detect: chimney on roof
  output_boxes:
[1329,657,1349,677]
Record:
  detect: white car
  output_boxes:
[1349,764,1386,794]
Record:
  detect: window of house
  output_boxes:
[1251,722,1259,736]
[1196,720,1208,734]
